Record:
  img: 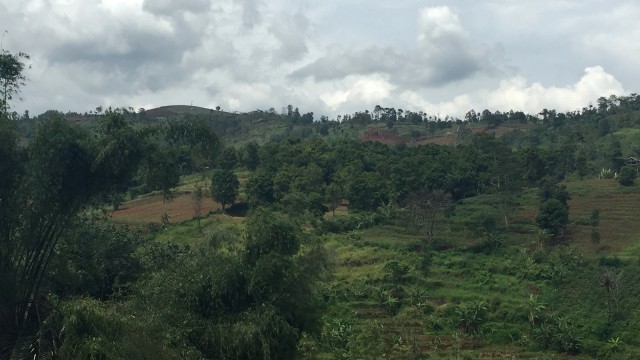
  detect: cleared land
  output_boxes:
[110,192,221,225]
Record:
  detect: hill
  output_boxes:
[6,93,640,359]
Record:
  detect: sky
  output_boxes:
[1,0,638,119]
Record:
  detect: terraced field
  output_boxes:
[566,178,640,257]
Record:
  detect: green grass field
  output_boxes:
[114,169,640,359]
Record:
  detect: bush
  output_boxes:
[383,260,409,284]
[454,302,487,335]
[318,212,383,234]
[49,222,144,300]
[469,233,504,254]
[598,256,623,267]
[618,166,637,186]
[536,199,569,236]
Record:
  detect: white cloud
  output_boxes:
[393,66,626,118]
[417,6,467,46]
[0,0,637,120]
[320,74,395,111]
[484,66,625,113]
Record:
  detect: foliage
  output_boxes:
[246,170,275,207]
[454,302,487,335]
[210,169,239,210]
[9,82,640,358]
[55,299,179,360]
[617,166,637,186]
[345,170,389,212]
[126,211,328,359]
[0,49,29,114]
[536,199,569,237]
[191,184,205,224]
[0,115,144,358]
[218,146,238,170]
[47,222,145,300]
[164,117,221,169]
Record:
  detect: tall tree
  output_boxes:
[0,49,29,115]
[210,169,239,210]
[0,116,143,357]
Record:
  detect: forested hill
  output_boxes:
[4,93,640,359]
[16,94,640,152]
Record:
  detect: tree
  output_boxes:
[218,146,238,170]
[164,118,221,169]
[47,222,144,300]
[246,170,275,207]
[94,111,146,201]
[600,269,623,320]
[325,182,343,216]
[210,169,239,210]
[402,189,452,243]
[536,198,569,237]
[142,145,180,199]
[0,116,144,357]
[345,171,389,212]
[618,166,636,186]
[0,49,29,115]
[153,211,327,358]
[191,184,205,226]
[242,142,260,170]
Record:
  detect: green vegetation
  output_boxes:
[5,54,640,358]
[210,168,239,210]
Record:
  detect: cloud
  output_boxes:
[142,0,210,17]
[269,12,311,63]
[1,1,637,120]
[395,66,626,118]
[291,5,503,88]
[413,6,484,85]
[290,45,403,81]
[487,66,625,112]
[319,74,395,110]
[239,0,262,28]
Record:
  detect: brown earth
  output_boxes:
[110,193,221,224]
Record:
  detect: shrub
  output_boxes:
[617,166,637,186]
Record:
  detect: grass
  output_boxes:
[311,178,640,358]
[152,214,246,245]
[565,178,640,257]
[107,168,640,358]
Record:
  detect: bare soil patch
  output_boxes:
[110,193,221,224]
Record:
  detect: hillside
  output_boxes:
[5,94,640,359]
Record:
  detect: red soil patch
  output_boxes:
[110,193,221,224]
